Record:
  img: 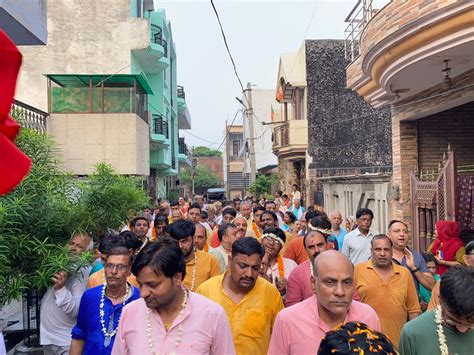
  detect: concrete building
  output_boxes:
[15,0,192,199]
[224,124,250,199]
[274,40,392,232]
[345,0,474,249]
[241,87,278,180]
[273,44,309,201]
[0,0,47,45]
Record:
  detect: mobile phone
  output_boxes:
[437,250,444,260]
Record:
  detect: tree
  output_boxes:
[180,165,220,194]
[248,174,278,198]
[0,128,149,304]
[193,146,222,157]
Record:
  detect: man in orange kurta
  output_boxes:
[354,235,420,348]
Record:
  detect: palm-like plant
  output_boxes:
[0,128,149,305]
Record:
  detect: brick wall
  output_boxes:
[390,69,474,231]
[196,157,224,183]
[418,102,474,172]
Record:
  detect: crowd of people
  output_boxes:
[36,189,473,355]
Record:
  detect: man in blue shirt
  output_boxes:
[70,246,140,355]
[329,211,347,251]
[388,220,435,292]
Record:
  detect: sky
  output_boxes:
[154,0,387,150]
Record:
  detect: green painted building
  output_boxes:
[131,5,192,199]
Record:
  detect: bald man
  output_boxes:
[268,251,380,354]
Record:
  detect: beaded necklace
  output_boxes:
[146,286,189,354]
[99,283,131,346]
[189,250,198,291]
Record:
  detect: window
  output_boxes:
[232,140,240,157]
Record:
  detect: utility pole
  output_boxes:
[245,82,257,185]
[191,147,197,196]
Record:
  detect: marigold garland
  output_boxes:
[277,255,285,279]
[252,223,262,239]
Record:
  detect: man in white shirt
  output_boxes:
[40,233,93,355]
[291,184,301,203]
[342,208,378,265]
[210,223,240,268]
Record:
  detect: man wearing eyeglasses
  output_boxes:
[71,246,140,355]
[399,265,474,354]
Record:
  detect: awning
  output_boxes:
[45,73,154,94]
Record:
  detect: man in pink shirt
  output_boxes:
[268,251,380,354]
[112,238,235,355]
[285,225,330,306]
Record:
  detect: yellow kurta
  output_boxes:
[184,250,221,291]
[196,274,284,355]
[87,268,139,288]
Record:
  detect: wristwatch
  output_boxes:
[410,267,419,273]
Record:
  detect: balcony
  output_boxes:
[132,22,169,73]
[177,86,185,99]
[272,119,307,159]
[150,24,168,57]
[178,137,192,166]
[11,100,48,133]
[47,74,152,122]
[150,113,170,145]
[345,0,474,108]
[177,85,191,129]
[46,74,151,176]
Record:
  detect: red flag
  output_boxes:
[0,30,32,195]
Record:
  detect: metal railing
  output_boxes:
[273,124,289,147]
[177,85,185,99]
[344,0,376,61]
[150,24,168,57]
[178,137,187,155]
[11,100,48,133]
[152,114,169,138]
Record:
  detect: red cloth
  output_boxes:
[210,228,220,248]
[0,30,31,195]
[431,220,463,275]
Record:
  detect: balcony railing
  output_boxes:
[177,86,185,99]
[152,114,169,138]
[178,137,187,155]
[11,100,48,133]
[150,24,168,57]
[274,124,289,146]
[344,0,377,61]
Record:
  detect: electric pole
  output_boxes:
[191,147,197,196]
[245,82,257,184]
